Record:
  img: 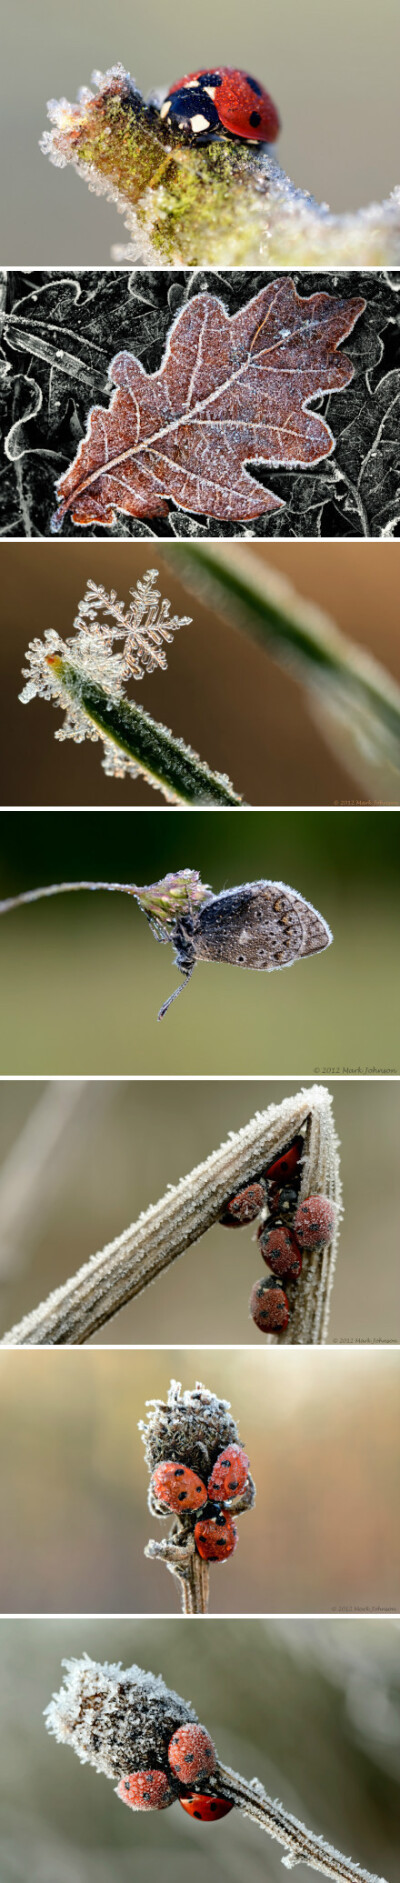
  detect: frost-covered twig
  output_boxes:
[41,64,400,266]
[0,1086,340,1346]
[140,1381,255,1613]
[20,573,241,806]
[45,1656,386,1883]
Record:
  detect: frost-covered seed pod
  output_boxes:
[44,1656,197,1781]
[140,1380,239,1485]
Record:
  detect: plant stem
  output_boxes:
[145,1531,210,1614]
[52,656,242,806]
[212,1763,385,1883]
[0,1085,340,1347]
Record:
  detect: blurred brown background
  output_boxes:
[0,1348,398,1613]
[1,0,400,261]
[2,542,400,806]
[0,1080,398,1346]
[1,1618,399,1883]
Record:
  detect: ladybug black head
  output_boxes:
[160,85,221,140]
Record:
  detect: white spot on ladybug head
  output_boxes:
[160,101,171,119]
[191,113,211,133]
[204,87,217,99]
[184,79,199,88]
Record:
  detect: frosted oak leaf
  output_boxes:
[52,280,366,531]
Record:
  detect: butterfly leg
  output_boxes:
[157,965,195,1022]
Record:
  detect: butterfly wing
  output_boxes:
[195,882,332,970]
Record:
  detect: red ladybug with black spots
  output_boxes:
[159,67,280,145]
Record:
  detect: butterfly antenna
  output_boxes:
[157,967,194,1022]
[0,881,139,916]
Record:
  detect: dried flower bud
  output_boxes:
[140,1380,238,1483]
[45,1656,197,1781]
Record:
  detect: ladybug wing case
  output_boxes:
[193,882,332,970]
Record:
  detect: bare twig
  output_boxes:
[0,1086,341,1346]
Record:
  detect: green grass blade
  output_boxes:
[165,544,400,798]
[52,657,242,807]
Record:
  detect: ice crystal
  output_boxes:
[19,571,191,786]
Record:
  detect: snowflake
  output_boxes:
[19,571,192,790]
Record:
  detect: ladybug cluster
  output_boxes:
[150,1439,251,1563]
[117,1722,232,1822]
[220,1134,336,1337]
[158,66,280,146]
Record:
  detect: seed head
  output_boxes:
[45,1656,197,1781]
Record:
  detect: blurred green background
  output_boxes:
[0,1618,399,1883]
[0,1079,399,1345]
[0,1349,398,1611]
[1,1,400,259]
[0,811,398,1072]
[2,543,400,807]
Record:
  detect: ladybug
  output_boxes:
[159,67,280,145]
[116,1770,174,1811]
[250,1275,290,1333]
[267,1183,300,1218]
[168,1724,216,1784]
[257,1223,302,1280]
[207,1444,249,1501]
[294,1195,336,1252]
[150,1461,207,1513]
[219,1181,266,1227]
[180,1793,234,1821]
[194,1511,238,1561]
[264,1136,304,1187]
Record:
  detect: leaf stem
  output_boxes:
[51,655,242,806]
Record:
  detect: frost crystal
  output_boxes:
[19,571,192,786]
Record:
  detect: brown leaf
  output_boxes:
[53,279,365,530]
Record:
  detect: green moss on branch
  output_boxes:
[41,63,400,266]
